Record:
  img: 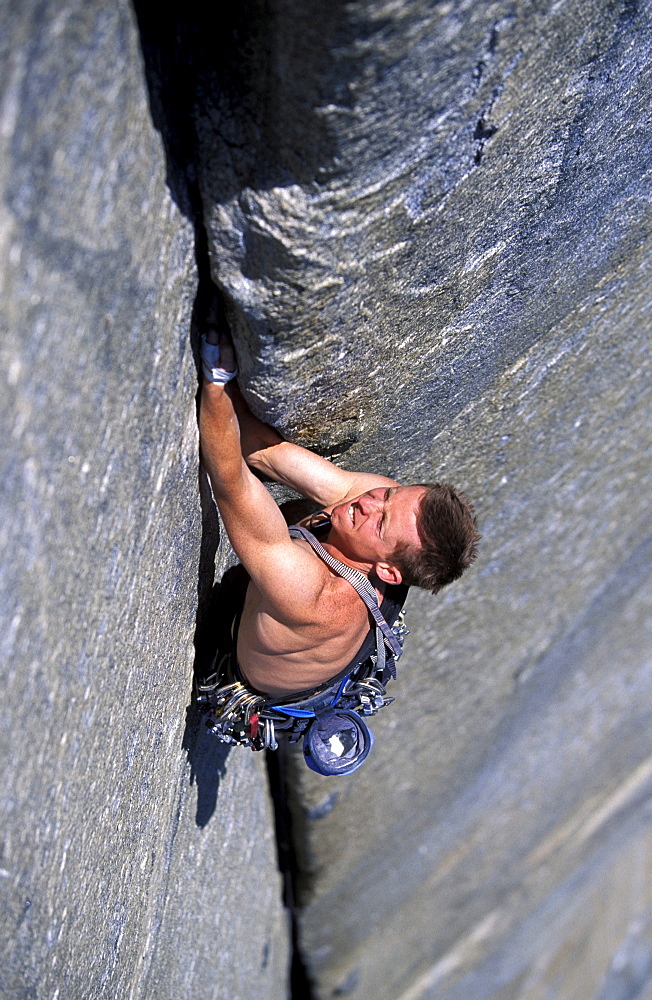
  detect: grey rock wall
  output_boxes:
[196,0,651,453]
[0,3,288,998]
[192,0,652,998]
[3,1,650,998]
[287,278,652,999]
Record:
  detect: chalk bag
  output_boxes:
[303,710,374,776]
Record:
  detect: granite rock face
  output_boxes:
[3,1,650,999]
[0,3,288,998]
[196,0,651,453]
[191,0,652,997]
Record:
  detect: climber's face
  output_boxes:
[328,485,425,580]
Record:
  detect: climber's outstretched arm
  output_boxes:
[200,381,327,621]
[230,384,396,508]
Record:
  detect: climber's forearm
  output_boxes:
[199,380,312,588]
[229,384,286,466]
[202,376,393,508]
[229,384,378,505]
[229,386,333,496]
[199,382,248,497]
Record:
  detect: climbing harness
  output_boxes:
[197,521,410,776]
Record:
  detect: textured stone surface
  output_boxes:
[197,0,651,453]
[192,0,652,998]
[4,0,650,997]
[286,277,652,997]
[0,3,288,998]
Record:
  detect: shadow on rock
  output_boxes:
[184,561,252,827]
[186,448,251,824]
[133,0,348,217]
[182,698,230,829]
[182,443,235,828]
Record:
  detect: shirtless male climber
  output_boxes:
[198,327,480,705]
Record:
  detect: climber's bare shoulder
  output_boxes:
[235,491,389,694]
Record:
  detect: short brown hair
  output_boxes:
[393,483,480,594]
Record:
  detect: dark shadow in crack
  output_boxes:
[132,0,349,220]
[131,0,340,847]
[180,456,233,829]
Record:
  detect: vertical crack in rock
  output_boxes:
[266,751,316,1000]
[132,4,313,992]
[132,0,249,710]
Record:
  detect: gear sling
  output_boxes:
[197,524,410,776]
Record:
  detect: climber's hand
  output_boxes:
[215,330,236,374]
[201,327,237,384]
